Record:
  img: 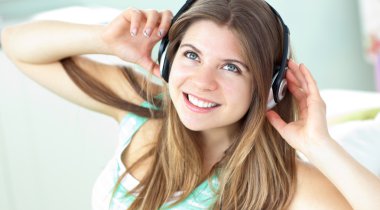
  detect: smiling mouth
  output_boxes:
[183,92,220,109]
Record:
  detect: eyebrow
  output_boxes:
[179,43,249,70]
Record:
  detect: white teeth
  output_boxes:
[188,94,217,108]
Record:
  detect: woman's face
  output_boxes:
[168,20,253,133]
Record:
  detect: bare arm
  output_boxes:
[289,160,352,210]
[2,21,108,64]
[1,9,172,122]
[1,21,137,122]
[305,135,380,209]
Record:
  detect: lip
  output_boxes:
[182,92,220,113]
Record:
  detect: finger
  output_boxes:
[287,78,308,118]
[287,77,306,103]
[157,10,173,37]
[300,64,327,114]
[288,59,308,93]
[152,64,161,78]
[143,10,160,38]
[286,69,312,120]
[266,110,287,135]
[300,64,320,97]
[287,70,307,106]
[138,56,160,74]
[104,11,133,38]
[129,9,145,36]
[286,68,301,88]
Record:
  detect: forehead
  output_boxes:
[181,20,244,59]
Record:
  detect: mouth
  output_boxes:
[182,92,221,112]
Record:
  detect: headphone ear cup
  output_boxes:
[267,78,288,110]
[277,79,288,101]
[267,87,276,110]
[159,47,169,82]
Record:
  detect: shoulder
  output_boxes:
[287,159,352,210]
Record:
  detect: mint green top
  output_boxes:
[98,101,220,210]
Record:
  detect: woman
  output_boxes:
[2,0,380,209]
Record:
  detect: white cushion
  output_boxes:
[328,113,380,176]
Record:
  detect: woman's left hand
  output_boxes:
[266,59,331,156]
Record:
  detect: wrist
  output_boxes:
[85,24,112,55]
[303,136,340,165]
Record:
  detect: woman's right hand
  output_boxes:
[101,8,173,76]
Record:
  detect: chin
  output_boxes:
[177,117,211,132]
[180,121,204,131]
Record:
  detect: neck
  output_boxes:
[199,121,240,149]
[197,128,231,177]
[197,123,240,171]
[199,128,233,150]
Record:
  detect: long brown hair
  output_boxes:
[61,0,297,209]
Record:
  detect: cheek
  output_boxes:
[225,80,253,116]
[168,68,184,85]
[168,59,193,88]
[168,61,189,98]
[223,79,252,103]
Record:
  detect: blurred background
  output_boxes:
[0,0,379,210]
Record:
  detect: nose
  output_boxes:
[191,65,218,91]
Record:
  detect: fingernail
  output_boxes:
[130,28,137,37]
[143,28,151,37]
[158,29,165,37]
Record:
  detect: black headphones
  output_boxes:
[158,0,290,109]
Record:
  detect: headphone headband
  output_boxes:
[157,0,196,69]
[266,3,290,103]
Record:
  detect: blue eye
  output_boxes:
[223,64,240,73]
[184,51,199,61]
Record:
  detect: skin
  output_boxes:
[114,10,379,210]
[168,20,253,156]
[3,7,380,210]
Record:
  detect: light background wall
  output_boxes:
[0,1,376,210]
[268,0,375,91]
